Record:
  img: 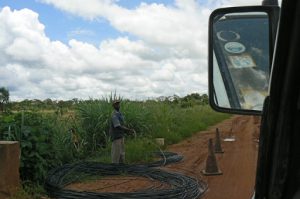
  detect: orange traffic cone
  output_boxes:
[214,128,224,153]
[202,138,222,176]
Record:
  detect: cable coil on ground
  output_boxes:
[45,152,207,199]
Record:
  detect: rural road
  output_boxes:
[68,115,260,199]
[167,115,260,199]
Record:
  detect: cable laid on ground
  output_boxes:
[45,152,207,199]
[144,151,184,167]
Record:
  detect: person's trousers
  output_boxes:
[111,137,125,164]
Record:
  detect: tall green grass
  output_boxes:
[89,138,158,164]
[74,99,230,163]
[0,97,230,185]
[75,99,112,151]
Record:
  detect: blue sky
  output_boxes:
[117,0,174,8]
[0,0,177,45]
[0,0,264,100]
[0,0,128,45]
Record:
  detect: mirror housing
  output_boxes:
[208,6,279,115]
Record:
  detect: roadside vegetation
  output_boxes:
[0,88,230,198]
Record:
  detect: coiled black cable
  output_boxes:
[45,152,207,199]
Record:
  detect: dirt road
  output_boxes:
[68,115,260,199]
[167,115,260,199]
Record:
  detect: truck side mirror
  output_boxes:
[208,6,279,115]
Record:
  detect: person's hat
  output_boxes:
[112,100,121,105]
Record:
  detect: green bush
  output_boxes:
[1,112,58,184]
[0,112,88,184]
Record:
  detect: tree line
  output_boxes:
[0,87,209,112]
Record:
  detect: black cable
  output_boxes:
[45,152,207,199]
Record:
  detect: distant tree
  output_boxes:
[200,94,209,105]
[172,95,180,104]
[190,93,201,100]
[20,99,31,110]
[183,93,201,101]
[179,93,209,107]
[0,87,9,112]
[64,100,75,108]
[44,98,53,105]
[72,98,79,104]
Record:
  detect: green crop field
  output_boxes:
[0,93,230,198]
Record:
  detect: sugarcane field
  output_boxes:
[0,91,260,199]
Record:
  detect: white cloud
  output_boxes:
[1,0,268,100]
[67,28,95,38]
[5,38,43,61]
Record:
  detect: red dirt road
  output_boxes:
[167,115,260,199]
[68,115,260,199]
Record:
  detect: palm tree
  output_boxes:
[0,87,9,112]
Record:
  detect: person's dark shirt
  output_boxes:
[109,110,125,141]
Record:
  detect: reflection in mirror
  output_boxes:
[212,12,270,111]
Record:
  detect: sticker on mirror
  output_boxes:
[240,88,267,110]
[228,54,256,69]
[224,42,245,54]
[217,31,240,42]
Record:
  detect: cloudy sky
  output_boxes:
[0,0,271,101]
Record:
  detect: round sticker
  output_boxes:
[224,42,246,54]
[217,31,240,42]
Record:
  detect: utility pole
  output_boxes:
[262,0,279,6]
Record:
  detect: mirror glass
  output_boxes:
[212,12,270,111]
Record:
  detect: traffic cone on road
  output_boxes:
[202,138,222,176]
[214,128,224,153]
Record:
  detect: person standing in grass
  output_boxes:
[109,100,135,164]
